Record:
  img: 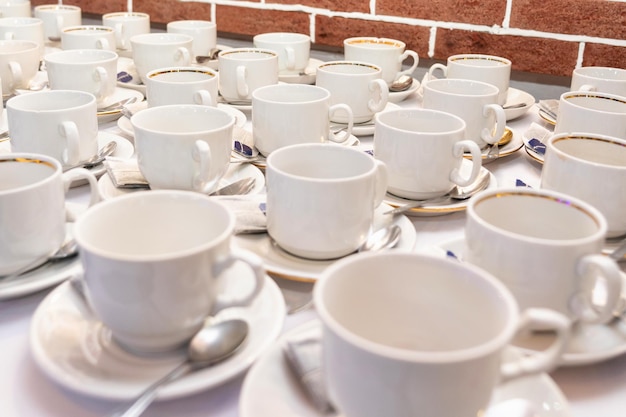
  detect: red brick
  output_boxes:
[216,6,309,38]
[584,43,626,70]
[377,0,507,26]
[272,0,369,13]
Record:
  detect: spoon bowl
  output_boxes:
[389,75,413,92]
[358,224,402,252]
[0,238,78,283]
[63,141,117,172]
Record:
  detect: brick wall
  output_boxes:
[33,0,626,78]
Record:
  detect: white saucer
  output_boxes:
[30,271,286,401]
[382,161,497,217]
[97,88,146,124]
[217,96,252,112]
[278,58,323,85]
[240,320,571,417]
[432,238,626,367]
[330,102,401,137]
[232,204,417,282]
[97,161,266,200]
[387,77,420,103]
[504,88,535,121]
[464,128,524,161]
[116,56,145,95]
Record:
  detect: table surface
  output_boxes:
[1,37,625,417]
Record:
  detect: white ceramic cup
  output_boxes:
[266,143,388,260]
[60,25,116,51]
[554,90,626,137]
[428,54,512,106]
[314,251,571,417]
[252,84,354,156]
[571,66,626,96]
[466,187,623,324]
[33,4,81,41]
[0,0,31,18]
[253,32,310,75]
[131,105,235,194]
[167,20,217,60]
[217,47,279,103]
[74,190,265,354]
[374,109,482,199]
[7,90,99,166]
[0,39,39,95]
[315,61,389,124]
[130,32,193,84]
[0,17,44,58]
[102,11,150,52]
[343,37,419,87]
[422,78,506,148]
[45,49,118,104]
[146,66,218,108]
[541,132,626,238]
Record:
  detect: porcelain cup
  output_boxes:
[0,17,44,58]
[7,90,99,167]
[0,39,39,95]
[74,190,265,354]
[465,187,623,324]
[102,11,150,52]
[314,251,571,417]
[0,152,99,276]
[428,54,512,106]
[422,78,506,149]
[316,60,389,124]
[0,0,31,18]
[541,132,626,238]
[570,66,626,96]
[33,4,81,41]
[60,25,116,51]
[252,84,354,156]
[146,66,218,108]
[45,49,118,104]
[343,37,419,87]
[266,143,388,260]
[374,109,482,199]
[253,32,310,75]
[554,90,626,137]
[131,105,235,194]
[167,20,217,60]
[130,32,193,84]
[217,47,279,103]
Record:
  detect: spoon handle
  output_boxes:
[384,195,451,215]
[109,361,191,417]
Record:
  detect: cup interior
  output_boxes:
[131,32,191,45]
[253,84,327,103]
[148,67,216,83]
[564,92,626,113]
[131,105,234,133]
[45,48,117,64]
[575,66,626,81]
[0,39,38,53]
[551,135,626,167]
[8,90,94,111]
[426,78,498,96]
[319,61,379,75]
[376,109,465,134]
[0,155,57,191]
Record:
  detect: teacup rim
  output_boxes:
[547,132,626,169]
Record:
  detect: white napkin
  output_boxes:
[215,195,267,234]
[538,99,559,119]
[104,158,149,188]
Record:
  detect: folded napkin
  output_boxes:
[104,159,150,188]
[538,99,559,119]
[214,195,267,234]
[524,122,551,155]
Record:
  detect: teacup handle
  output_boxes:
[175,46,191,66]
[193,89,216,107]
[62,167,100,221]
[396,49,419,80]
[94,66,108,100]
[212,249,265,312]
[8,61,22,90]
[480,104,506,145]
[500,308,571,382]
[285,46,296,70]
[572,254,622,324]
[373,159,388,208]
[236,65,248,98]
[367,79,389,113]
[450,140,482,186]
[96,37,110,50]
[328,103,353,143]
[59,121,80,165]
[191,139,220,194]
[427,63,447,81]
[114,23,126,49]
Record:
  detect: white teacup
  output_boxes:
[252,84,354,156]
[428,54,512,106]
[571,66,626,96]
[314,251,571,417]
[422,78,506,148]
[554,90,626,137]
[0,0,31,18]
[74,190,265,354]
[0,39,39,95]
[374,109,482,199]
[33,4,81,41]
[7,90,99,166]
[131,105,235,194]
[102,11,150,52]
[253,32,310,75]
[130,32,193,84]
[217,48,279,103]
[45,49,118,104]
[0,17,44,57]
[466,187,623,324]
[316,60,389,124]
[343,37,419,87]
[266,143,388,260]
[541,132,626,238]
[167,20,217,60]
[146,66,218,108]
[0,152,99,276]
[61,25,116,51]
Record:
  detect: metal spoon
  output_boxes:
[196,48,222,64]
[502,102,528,110]
[358,224,402,252]
[63,140,117,172]
[389,74,413,92]
[385,169,491,215]
[98,96,139,113]
[109,319,249,417]
[0,238,78,283]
